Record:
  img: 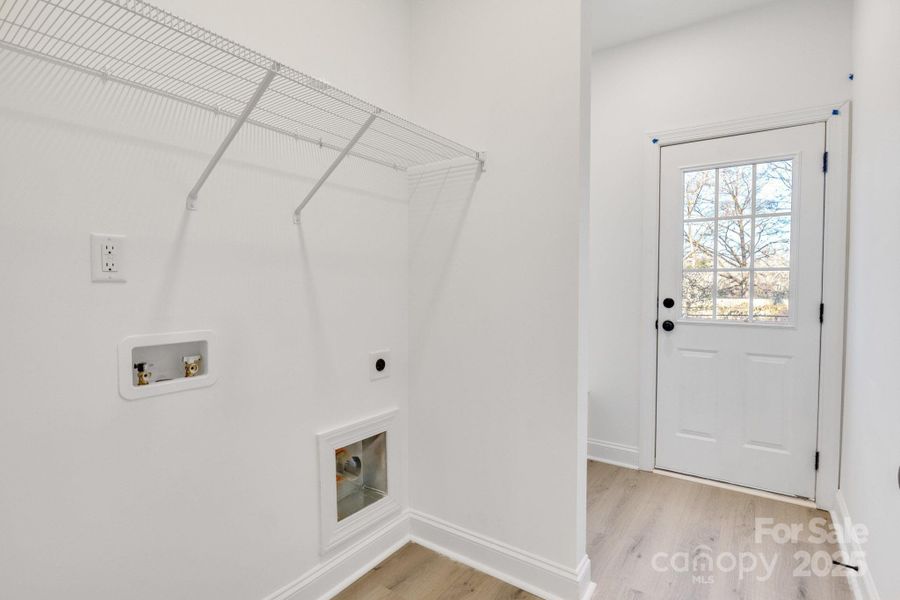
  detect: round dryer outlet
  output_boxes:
[369,350,391,381]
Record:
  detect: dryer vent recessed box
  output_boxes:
[317,409,400,554]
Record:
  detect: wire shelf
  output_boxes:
[0,0,482,185]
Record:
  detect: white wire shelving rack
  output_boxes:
[0,0,484,222]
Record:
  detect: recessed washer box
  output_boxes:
[117,330,216,400]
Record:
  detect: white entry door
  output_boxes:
[655,124,825,499]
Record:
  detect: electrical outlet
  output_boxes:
[91,233,126,282]
[369,349,391,381]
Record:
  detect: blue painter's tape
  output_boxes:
[848,73,855,80]
[832,109,840,115]
[651,138,659,144]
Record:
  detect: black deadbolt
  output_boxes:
[375,358,386,372]
[661,320,675,332]
[663,297,675,308]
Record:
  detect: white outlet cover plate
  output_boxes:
[91,233,126,282]
[369,349,391,380]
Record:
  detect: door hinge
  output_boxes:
[815,451,820,471]
[819,303,825,324]
[832,559,860,572]
[823,151,829,173]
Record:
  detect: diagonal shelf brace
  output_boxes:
[293,110,381,224]
[186,63,280,210]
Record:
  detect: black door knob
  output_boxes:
[662,320,675,332]
[663,297,675,308]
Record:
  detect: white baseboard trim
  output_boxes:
[262,512,410,600]
[830,490,881,600]
[409,510,595,600]
[261,510,597,600]
[587,438,639,469]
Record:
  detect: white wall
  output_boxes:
[0,2,411,599]
[408,0,592,583]
[588,0,853,465]
[0,1,597,598]
[841,0,900,596]
[160,0,412,115]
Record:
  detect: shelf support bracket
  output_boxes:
[293,110,381,224]
[186,64,279,210]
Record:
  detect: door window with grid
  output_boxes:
[682,160,793,322]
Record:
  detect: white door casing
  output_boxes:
[655,124,825,499]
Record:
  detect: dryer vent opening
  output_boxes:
[335,431,387,521]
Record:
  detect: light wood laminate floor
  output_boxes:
[333,542,539,600]
[334,463,856,599]
[587,461,855,600]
